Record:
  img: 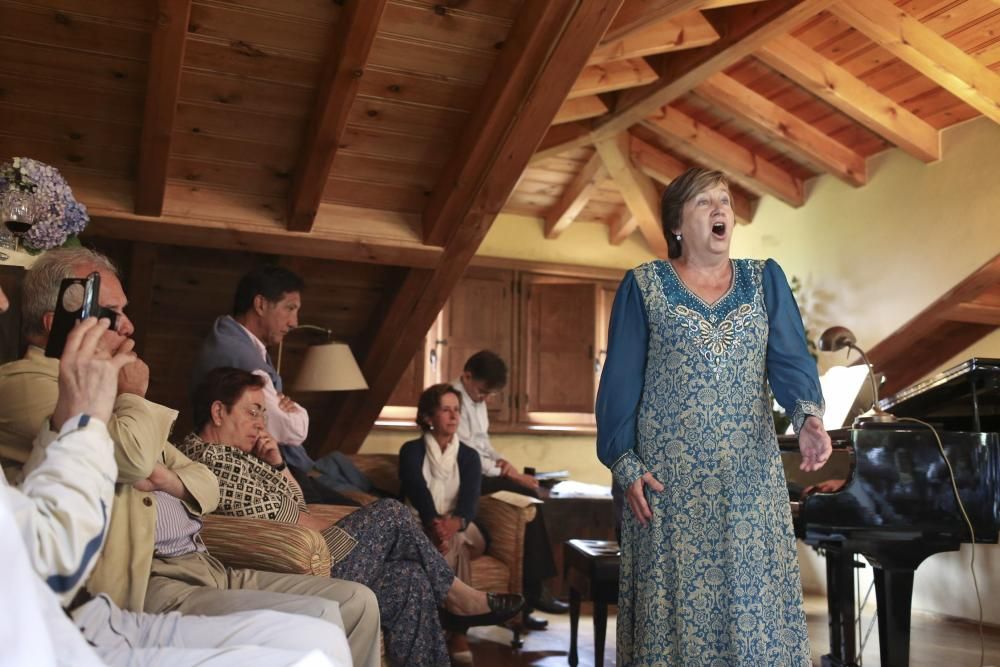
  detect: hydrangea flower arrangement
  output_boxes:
[0,157,89,252]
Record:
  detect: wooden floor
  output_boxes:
[465,597,1000,666]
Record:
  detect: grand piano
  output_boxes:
[781,358,1000,667]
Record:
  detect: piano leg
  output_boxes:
[873,567,915,667]
[821,548,860,667]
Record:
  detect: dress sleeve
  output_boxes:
[762,258,825,434]
[595,271,651,489]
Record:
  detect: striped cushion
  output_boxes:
[200,514,331,576]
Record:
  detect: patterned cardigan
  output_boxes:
[179,433,356,564]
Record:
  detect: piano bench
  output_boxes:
[563,539,621,667]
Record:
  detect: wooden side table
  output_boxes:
[563,539,620,667]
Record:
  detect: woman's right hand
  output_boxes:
[626,472,664,527]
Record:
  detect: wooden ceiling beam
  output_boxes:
[696,73,867,186]
[629,135,755,222]
[588,10,720,65]
[555,95,610,124]
[757,36,941,163]
[593,0,834,142]
[134,0,192,216]
[609,212,639,244]
[422,0,622,247]
[603,0,709,43]
[544,152,606,238]
[568,58,659,99]
[530,122,594,163]
[643,106,805,206]
[594,132,669,257]
[832,0,1000,126]
[286,0,388,232]
[868,253,1000,396]
[323,0,626,456]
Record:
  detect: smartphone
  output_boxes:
[44,272,118,358]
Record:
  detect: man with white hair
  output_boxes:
[0,285,347,666]
[0,248,379,667]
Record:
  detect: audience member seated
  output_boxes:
[1,298,347,666]
[453,351,567,626]
[399,383,495,662]
[0,248,380,667]
[181,366,524,667]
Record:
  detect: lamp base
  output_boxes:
[853,412,897,428]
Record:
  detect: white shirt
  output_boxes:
[2,414,115,667]
[453,377,503,477]
[235,321,310,446]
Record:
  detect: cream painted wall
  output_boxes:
[731,116,1000,374]
[732,116,1000,624]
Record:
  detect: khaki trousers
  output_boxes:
[145,552,380,667]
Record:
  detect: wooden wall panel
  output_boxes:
[367,35,497,85]
[0,40,147,92]
[179,71,313,118]
[358,67,481,112]
[84,239,396,439]
[187,2,331,55]
[183,38,319,87]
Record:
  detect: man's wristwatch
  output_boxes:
[273,462,287,472]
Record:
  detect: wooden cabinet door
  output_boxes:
[440,268,514,424]
[522,277,599,414]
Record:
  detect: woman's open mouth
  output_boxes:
[711,222,726,237]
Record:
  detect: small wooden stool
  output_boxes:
[563,539,620,667]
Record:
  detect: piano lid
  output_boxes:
[879,358,1000,432]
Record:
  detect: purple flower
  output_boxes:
[0,157,89,252]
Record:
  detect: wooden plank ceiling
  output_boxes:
[2,0,1000,452]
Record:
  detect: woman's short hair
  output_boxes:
[232,265,305,316]
[463,350,507,390]
[22,247,117,338]
[416,383,462,432]
[660,167,729,259]
[192,366,265,432]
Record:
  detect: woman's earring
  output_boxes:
[675,233,682,241]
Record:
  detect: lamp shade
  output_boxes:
[292,342,368,392]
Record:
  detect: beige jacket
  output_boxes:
[2,346,219,610]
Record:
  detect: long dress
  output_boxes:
[596,258,824,666]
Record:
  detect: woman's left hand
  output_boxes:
[798,416,832,471]
[252,432,283,467]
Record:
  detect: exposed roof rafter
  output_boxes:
[594,132,669,256]
[592,0,834,142]
[833,0,1000,126]
[135,0,193,217]
[696,73,867,187]
[544,151,606,238]
[643,106,805,207]
[629,134,756,222]
[757,36,941,163]
[286,0,388,232]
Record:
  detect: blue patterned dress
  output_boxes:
[596,258,823,666]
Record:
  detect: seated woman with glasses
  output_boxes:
[180,367,523,667]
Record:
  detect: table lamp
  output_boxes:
[276,325,368,392]
[818,325,895,425]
